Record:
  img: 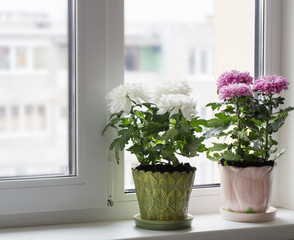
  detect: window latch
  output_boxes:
[107,195,113,207]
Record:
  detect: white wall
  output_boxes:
[214,0,255,76]
[280,0,294,209]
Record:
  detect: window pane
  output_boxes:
[0,0,73,178]
[10,106,20,131]
[15,47,28,69]
[0,106,6,131]
[124,0,254,190]
[0,47,10,70]
[33,47,48,70]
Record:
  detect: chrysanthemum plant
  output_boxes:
[103,81,207,170]
[206,70,294,167]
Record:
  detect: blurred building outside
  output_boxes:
[0,6,69,177]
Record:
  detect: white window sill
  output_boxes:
[0,208,294,240]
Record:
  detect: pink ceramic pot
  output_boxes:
[219,165,275,213]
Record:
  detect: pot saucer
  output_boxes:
[133,214,193,230]
[220,207,277,223]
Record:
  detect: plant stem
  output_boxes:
[265,120,269,161]
[264,94,273,161]
[236,98,242,153]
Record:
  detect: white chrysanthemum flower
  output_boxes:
[157,94,197,121]
[152,79,192,104]
[107,83,149,114]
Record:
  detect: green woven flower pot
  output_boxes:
[132,168,196,221]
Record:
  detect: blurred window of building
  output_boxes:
[0,106,6,131]
[189,49,196,75]
[0,47,10,70]
[33,47,48,70]
[10,105,20,131]
[37,105,46,130]
[24,105,34,131]
[15,47,28,69]
[200,49,208,74]
[125,45,162,72]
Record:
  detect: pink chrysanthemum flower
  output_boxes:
[253,75,289,95]
[217,70,253,89]
[219,83,253,100]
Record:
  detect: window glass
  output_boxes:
[0,106,6,131]
[24,105,34,131]
[0,0,72,178]
[37,105,46,130]
[10,106,20,131]
[124,0,254,190]
[33,47,48,70]
[0,47,10,70]
[15,47,27,69]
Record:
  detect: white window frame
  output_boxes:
[0,0,290,228]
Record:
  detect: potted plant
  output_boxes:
[103,81,207,230]
[206,70,293,221]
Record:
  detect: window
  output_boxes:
[0,0,289,227]
[10,105,19,131]
[0,106,6,131]
[15,47,28,69]
[0,47,10,70]
[103,0,260,213]
[33,47,48,70]
[0,0,108,220]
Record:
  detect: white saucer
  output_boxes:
[220,207,277,223]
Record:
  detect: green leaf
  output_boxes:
[237,130,250,142]
[109,137,127,164]
[214,112,229,120]
[204,125,229,138]
[102,124,112,136]
[190,118,207,133]
[141,103,152,108]
[162,128,179,141]
[269,113,288,133]
[110,138,124,151]
[272,147,286,161]
[190,118,207,127]
[242,153,263,162]
[182,137,205,157]
[114,148,120,164]
[221,151,241,161]
[276,106,294,114]
[206,151,222,162]
[127,145,143,155]
[209,143,228,151]
[206,115,231,128]
[206,102,222,110]
[122,117,132,125]
[161,146,178,163]
[108,111,123,120]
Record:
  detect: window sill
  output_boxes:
[0,208,294,240]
